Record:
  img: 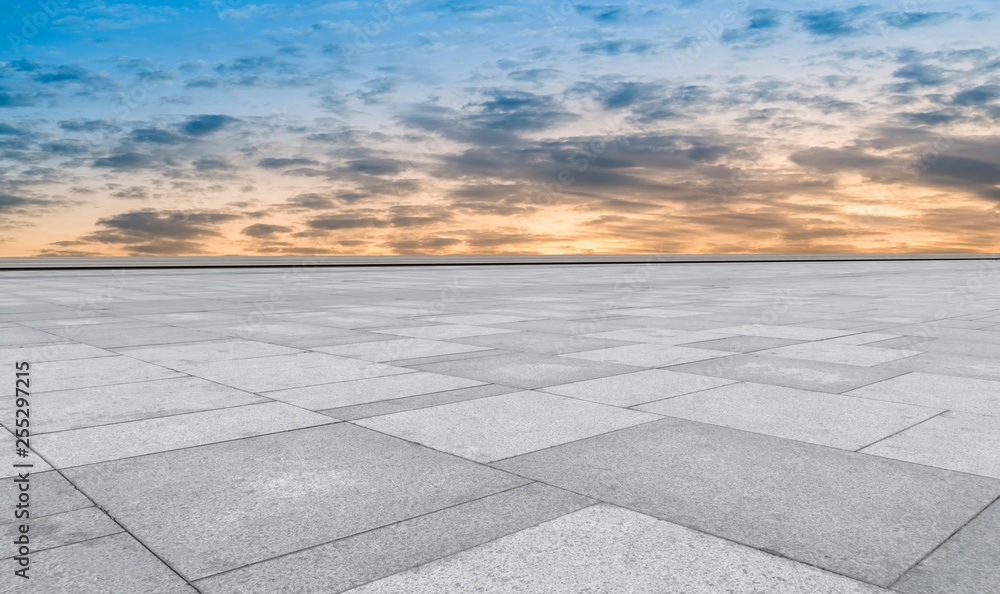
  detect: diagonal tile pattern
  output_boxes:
[1,259,999,592]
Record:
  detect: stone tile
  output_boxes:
[4,377,267,434]
[675,335,805,353]
[313,338,492,362]
[636,382,941,450]
[1,432,53,478]
[607,307,706,318]
[0,470,90,518]
[895,499,1000,594]
[183,352,411,392]
[344,505,883,594]
[540,369,735,407]
[115,339,302,369]
[669,353,906,393]
[713,324,856,340]
[46,324,223,348]
[447,331,634,355]
[825,332,902,345]
[33,356,183,393]
[0,532,196,592]
[0,507,122,559]
[862,411,1000,479]
[847,372,1000,417]
[263,371,483,409]
[196,483,593,593]
[0,326,65,347]
[495,417,1000,586]
[372,325,516,339]
[63,424,528,580]
[34,402,335,468]
[758,342,922,366]
[356,391,659,463]
[0,343,115,365]
[583,327,736,345]
[490,319,600,335]
[889,352,1000,382]
[561,344,730,367]
[422,314,536,325]
[321,384,521,421]
[412,352,642,389]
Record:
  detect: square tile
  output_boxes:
[669,353,906,393]
[847,372,1000,417]
[676,335,806,353]
[561,344,730,367]
[758,342,921,366]
[412,352,641,389]
[583,328,736,344]
[356,391,659,462]
[321,384,521,421]
[713,324,856,340]
[196,483,593,594]
[33,356,183,393]
[0,533,196,593]
[1,507,122,559]
[448,331,633,355]
[541,369,735,407]
[636,382,941,450]
[862,411,1000,479]
[422,314,536,325]
[313,338,491,362]
[895,499,1000,594]
[34,401,335,467]
[115,339,302,369]
[183,352,411,392]
[495,417,1000,586]
[343,505,883,594]
[2,376,267,434]
[63,424,528,580]
[372,325,516,339]
[263,371,483,409]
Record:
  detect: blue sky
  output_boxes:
[1,0,999,255]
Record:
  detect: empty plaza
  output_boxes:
[2,259,999,593]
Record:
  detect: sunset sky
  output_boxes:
[1,0,999,256]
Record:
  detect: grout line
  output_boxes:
[887,492,1000,589]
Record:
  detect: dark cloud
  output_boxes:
[81,210,240,254]
[347,158,401,175]
[93,152,156,170]
[796,8,869,38]
[579,39,658,56]
[789,147,892,173]
[180,115,239,136]
[258,157,320,168]
[110,186,149,200]
[952,85,1000,106]
[241,223,292,237]
[132,128,186,144]
[307,215,389,230]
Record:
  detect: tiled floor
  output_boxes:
[1,260,999,592]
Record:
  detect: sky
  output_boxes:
[1,0,998,257]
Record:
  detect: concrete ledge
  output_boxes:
[0,253,997,270]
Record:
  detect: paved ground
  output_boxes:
[1,260,999,593]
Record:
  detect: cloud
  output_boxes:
[81,210,241,255]
[93,152,156,170]
[180,115,239,136]
[579,39,658,56]
[241,223,292,237]
[258,157,320,168]
[132,128,186,144]
[788,147,892,173]
[952,85,1000,106]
